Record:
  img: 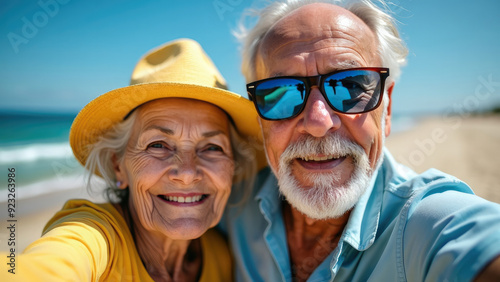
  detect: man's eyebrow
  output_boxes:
[270,61,361,77]
[328,61,362,71]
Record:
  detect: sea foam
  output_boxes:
[0,142,73,164]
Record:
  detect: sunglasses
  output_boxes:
[247,67,389,120]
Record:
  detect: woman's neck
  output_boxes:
[114,202,203,281]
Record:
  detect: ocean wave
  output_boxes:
[0,142,74,164]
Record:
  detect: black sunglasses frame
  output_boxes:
[247,67,390,120]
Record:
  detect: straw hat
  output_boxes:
[70,38,265,170]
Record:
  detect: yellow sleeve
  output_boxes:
[1,200,225,281]
[1,211,110,282]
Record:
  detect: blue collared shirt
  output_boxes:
[220,148,500,281]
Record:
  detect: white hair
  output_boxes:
[84,112,137,202]
[236,0,408,84]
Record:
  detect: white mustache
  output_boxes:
[276,133,372,219]
[279,133,366,168]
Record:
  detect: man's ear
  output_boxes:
[112,154,128,189]
[384,81,395,137]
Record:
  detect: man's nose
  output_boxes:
[297,88,340,137]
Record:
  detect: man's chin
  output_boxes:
[305,172,347,189]
[275,132,375,219]
[278,166,372,220]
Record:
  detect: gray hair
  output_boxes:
[84,112,137,202]
[84,111,256,203]
[236,0,408,83]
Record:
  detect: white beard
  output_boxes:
[263,94,389,220]
[276,133,372,219]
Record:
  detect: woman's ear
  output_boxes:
[112,154,128,189]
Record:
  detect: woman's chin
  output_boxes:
[157,218,212,240]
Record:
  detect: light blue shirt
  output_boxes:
[220,148,500,281]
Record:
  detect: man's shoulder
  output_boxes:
[395,170,500,281]
[382,155,500,228]
[381,149,473,200]
[402,169,499,220]
[377,150,484,222]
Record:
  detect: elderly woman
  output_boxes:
[9,39,264,281]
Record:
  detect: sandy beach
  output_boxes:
[1,176,106,253]
[1,115,499,253]
[386,114,500,203]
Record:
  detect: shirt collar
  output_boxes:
[341,164,383,251]
[255,167,281,219]
[341,148,403,251]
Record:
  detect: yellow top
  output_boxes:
[2,199,232,281]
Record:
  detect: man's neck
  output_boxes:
[283,202,351,281]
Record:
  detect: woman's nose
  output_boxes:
[168,152,202,185]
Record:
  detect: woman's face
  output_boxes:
[114,98,234,240]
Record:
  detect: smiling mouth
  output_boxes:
[158,195,208,203]
[295,154,347,170]
[298,154,343,162]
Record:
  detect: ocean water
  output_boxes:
[0,112,85,198]
[0,111,417,198]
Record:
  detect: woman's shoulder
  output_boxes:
[43,199,128,237]
[199,228,233,281]
[60,199,117,213]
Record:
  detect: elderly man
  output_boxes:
[220,0,500,281]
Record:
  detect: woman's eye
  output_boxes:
[147,142,167,150]
[146,142,174,158]
[204,144,223,152]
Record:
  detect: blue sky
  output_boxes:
[1,0,499,116]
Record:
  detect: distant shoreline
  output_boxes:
[0,109,78,117]
[0,174,106,215]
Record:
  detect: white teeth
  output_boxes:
[166,195,203,203]
[300,154,339,162]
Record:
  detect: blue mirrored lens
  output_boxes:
[323,70,381,113]
[254,78,306,119]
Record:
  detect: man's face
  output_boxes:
[255,3,392,219]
